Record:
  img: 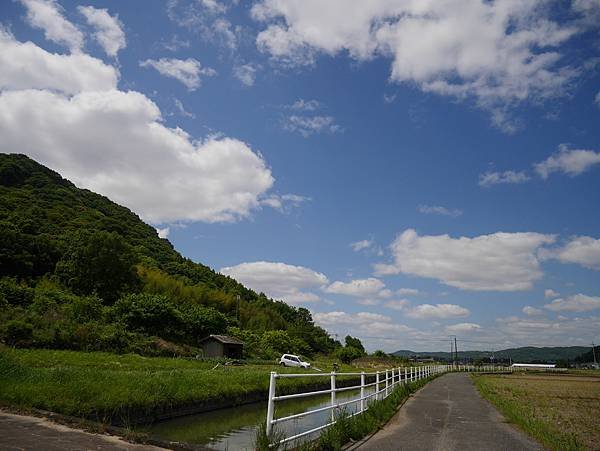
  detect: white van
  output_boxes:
[279,354,311,368]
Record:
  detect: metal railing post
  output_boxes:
[266,371,276,436]
[376,371,380,400]
[360,371,365,413]
[331,371,336,422]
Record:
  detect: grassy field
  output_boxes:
[473,372,600,451]
[0,347,383,425]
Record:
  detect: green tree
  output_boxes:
[56,230,140,303]
[345,335,365,354]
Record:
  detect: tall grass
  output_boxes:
[0,347,364,425]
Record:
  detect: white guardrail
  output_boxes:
[265,364,512,446]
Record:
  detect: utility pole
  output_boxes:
[236,294,240,322]
[592,342,598,368]
[454,336,458,364]
[450,339,454,364]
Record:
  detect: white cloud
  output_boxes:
[140,58,216,90]
[446,322,481,333]
[167,0,238,50]
[541,236,600,270]
[350,239,373,252]
[288,99,320,111]
[522,306,544,316]
[596,91,600,106]
[0,33,276,225]
[78,6,126,57]
[0,29,117,94]
[384,299,410,311]
[314,311,414,339]
[233,64,259,86]
[174,98,195,118]
[20,0,84,52]
[406,303,470,320]
[326,278,387,298]
[251,0,581,125]
[156,227,170,239]
[545,289,560,299]
[396,288,419,296]
[375,229,555,291]
[260,193,310,212]
[544,294,600,312]
[479,170,530,187]
[356,298,381,306]
[418,205,462,217]
[282,115,341,137]
[220,261,328,305]
[534,144,600,179]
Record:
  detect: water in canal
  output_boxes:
[140,386,376,450]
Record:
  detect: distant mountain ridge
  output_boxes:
[393,346,589,363]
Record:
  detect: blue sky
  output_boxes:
[1,0,600,352]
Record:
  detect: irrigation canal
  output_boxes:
[139,386,375,450]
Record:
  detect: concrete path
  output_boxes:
[356,373,543,451]
[0,410,167,451]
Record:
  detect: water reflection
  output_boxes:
[140,386,377,450]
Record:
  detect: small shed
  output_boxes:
[199,334,244,359]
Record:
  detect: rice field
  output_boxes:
[473,372,600,451]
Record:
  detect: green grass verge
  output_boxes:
[472,374,583,451]
[0,347,365,425]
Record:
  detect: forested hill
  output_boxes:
[0,153,337,357]
[393,346,589,363]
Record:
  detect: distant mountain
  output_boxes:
[393,346,589,363]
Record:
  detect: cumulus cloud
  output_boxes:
[406,303,470,320]
[544,294,600,312]
[251,0,581,126]
[78,6,126,57]
[233,63,259,86]
[325,278,387,298]
[20,0,84,52]
[541,236,600,270]
[534,144,600,179]
[545,289,560,299]
[156,227,170,239]
[522,306,544,316]
[220,261,328,305]
[288,99,320,111]
[0,29,117,94]
[479,170,530,187]
[314,311,414,338]
[418,205,462,217]
[140,58,216,90]
[174,98,195,118]
[0,32,277,224]
[446,323,481,333]
[375,229,555,291]
[260,193,310,212]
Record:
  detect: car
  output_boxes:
[279,354,311,368]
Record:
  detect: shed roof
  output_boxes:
[199,334,244,345]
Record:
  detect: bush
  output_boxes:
[0,278,34,306]
[111,293,181,339]
[4,320,33,346]
[334,346,364,363]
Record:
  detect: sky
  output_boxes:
[1,0,600,353]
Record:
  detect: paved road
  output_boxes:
[0,410,167,451]
[357,373,543,451]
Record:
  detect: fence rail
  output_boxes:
[266,364,514,446]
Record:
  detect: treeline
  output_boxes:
[0,154,340,358]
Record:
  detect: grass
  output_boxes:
[473,372,600,451]
[0,347,377,425]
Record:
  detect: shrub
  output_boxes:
[0,278,34,306]
[4,320,33,346]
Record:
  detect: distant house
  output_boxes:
[511,363,556,369]
[199,334,244,359]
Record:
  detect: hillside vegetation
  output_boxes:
[0,154,339,358]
